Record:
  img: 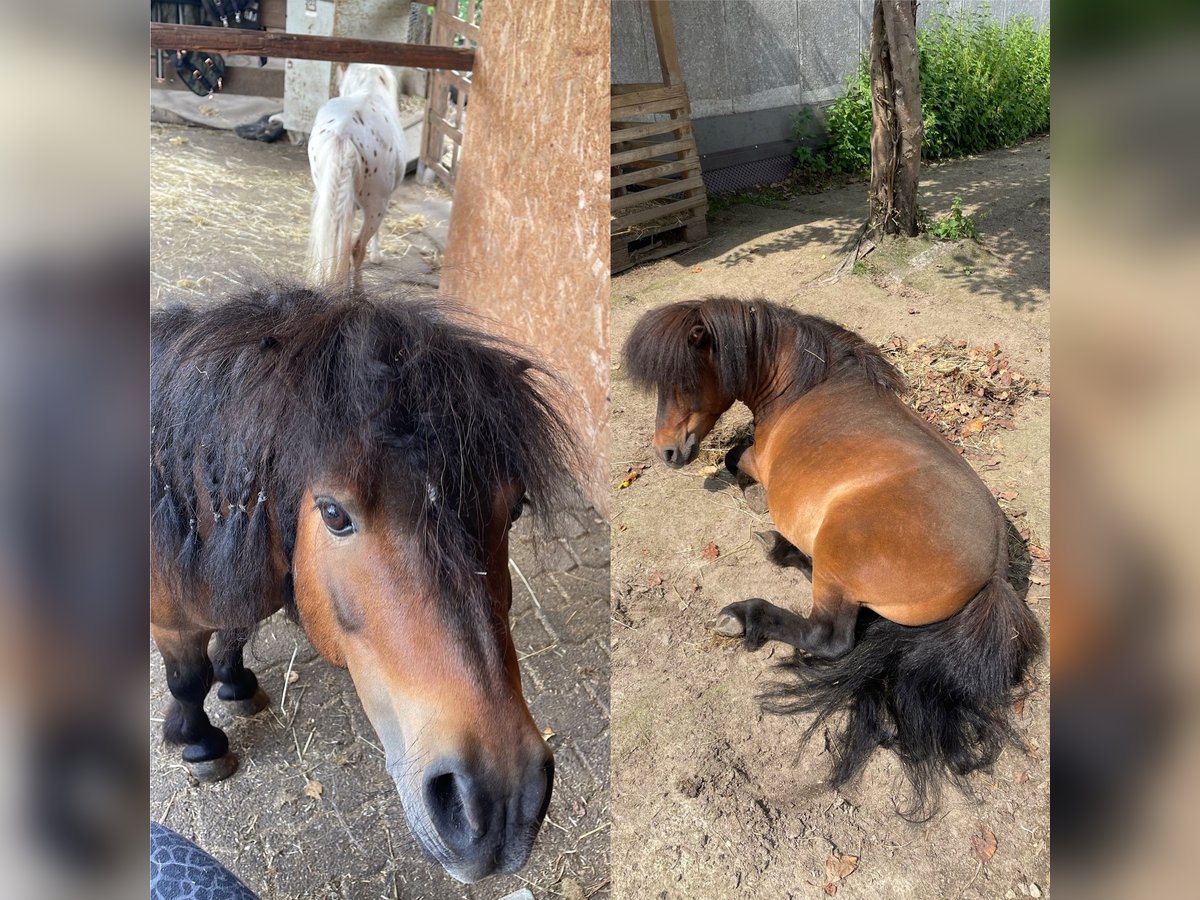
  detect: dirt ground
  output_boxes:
[609,137,1051,899]
[150,124,611,899]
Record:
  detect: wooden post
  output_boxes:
[439,0,611,510]
[648,0,684,86]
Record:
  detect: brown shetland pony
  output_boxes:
[151,282,576,883]
[624,296,1043,817]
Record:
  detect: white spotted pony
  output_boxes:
[307,64,407,287]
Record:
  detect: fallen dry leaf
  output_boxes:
[1029,574,1048,586]
[541,726,556,741]
[701,542,720,561]
[972,825,997,862]
[1029,546,1051,562]
[822,851,859,894]
[1014,771,1029,785]
[691,266,704,273]
[647,572,663,587]
[304,779,324,800]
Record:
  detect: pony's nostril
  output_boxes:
[519,753,554,823]
[662,447,676,463]
[424,765,486,849]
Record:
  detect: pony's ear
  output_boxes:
[688,323,710,349]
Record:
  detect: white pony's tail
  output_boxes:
[307,133,359,285]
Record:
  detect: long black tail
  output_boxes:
[765,537,1044,818]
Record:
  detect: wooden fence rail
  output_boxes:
[149,23,474,71]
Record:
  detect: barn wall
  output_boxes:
[440,0,611,511]
[613,0,1051,158]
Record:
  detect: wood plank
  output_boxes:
[610,117,693,144]
[612,175,706,211]
[428,117,463,147]
[612,82,667,94]
[433,8,482,43]
[611,138,697,167]
[612,194,707,232]
[611,96,688,118]
[149,23,475,71]
[626,239,690,271]
[614,217,691,244]
[611,84,684,110]
[611,157,700,189]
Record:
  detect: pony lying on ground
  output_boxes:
[308,64,407,287]
[151,281,576,882]
[624,296,1043,817]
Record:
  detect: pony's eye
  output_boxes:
[509,494,529,523]
[317,498,354,535]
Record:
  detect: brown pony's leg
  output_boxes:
[724,441,769,512]
[754,530,813,579]
[152,624,237,782]
[210,629,270,717]
[724,440,761,482]
[715,581,858,660]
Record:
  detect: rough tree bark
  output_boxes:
[869,0,922,237]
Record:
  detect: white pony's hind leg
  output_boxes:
[359,194,388,267]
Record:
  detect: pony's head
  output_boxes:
[623,300,737,467]
[151,284,576,882]
[337,62,399,100]
[623,298,908,469]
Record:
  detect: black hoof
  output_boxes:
[222,686,270,717]
[714,609,746,638]
[185,752,239,783]
[715,600,769,651]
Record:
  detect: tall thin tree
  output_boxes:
[869,0,922,237]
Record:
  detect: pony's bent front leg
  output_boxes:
[211,629,270,717]
[715,581,858,660]
[153,624,238,782]
[724,441,769,511]
[754,530,813,579]
[724,440,761,483]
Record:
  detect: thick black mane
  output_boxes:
[623,296,906,402]
[151,280,577,628]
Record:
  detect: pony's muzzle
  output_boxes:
[421,745,554,881]
[657,431,699,468]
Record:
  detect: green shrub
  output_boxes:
[924,196,982,241]
[807,4,1050,175]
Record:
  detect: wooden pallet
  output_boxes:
[610,3,707,274]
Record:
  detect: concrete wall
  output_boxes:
[282,0,412,137]
[612,0,1050,157]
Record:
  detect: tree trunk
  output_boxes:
[869,1,922,237]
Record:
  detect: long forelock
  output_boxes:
[151,280,578,626]
[623,296,906,403]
